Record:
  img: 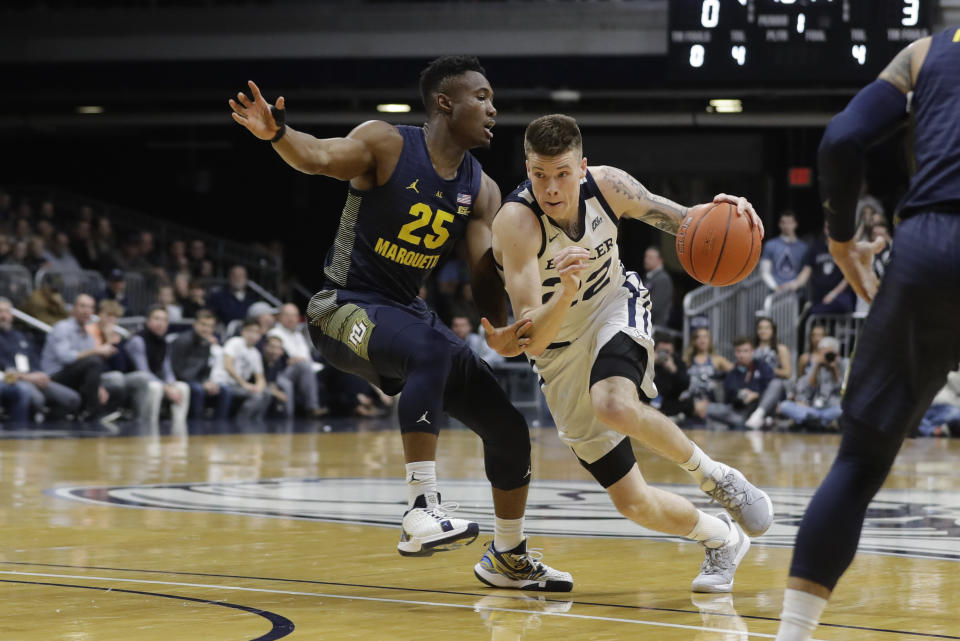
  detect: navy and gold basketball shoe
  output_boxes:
[474,540,573,592]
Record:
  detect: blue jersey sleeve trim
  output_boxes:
[585,169,619,226]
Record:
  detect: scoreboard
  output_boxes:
[668,0,932,85]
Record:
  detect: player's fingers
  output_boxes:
[231,111,248,125]
[237,92,252,108]
[277,96,285,110]
[248,80,265,102]
[868,237,886,255]
[480,317,494,333]
[517,338,531,347]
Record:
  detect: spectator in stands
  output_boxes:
[40,293,113,420]
[189,240,207,277]
[172,272,191,307]
[103,269,129,310]
[795,222,856,315]
[181,279,207,319]
[170,309,232,421]
[261,334,293,419]
[247,301,276,336]
[35,219,55,246]
[0,297,81,422]
[165,239,190,279]
[215,318,270,421]
[117,232,152,276]
[12,217,32,245]
[208,265,255,325]
[745,317,793,430]
[797,323,827,376]
[87,299,131,413]
[21,272,68,326]
[651,334,688,418]
[3,239,27,268]
[24,236,49,274]
[778,336,847,431]
[267,303,328,418]
[78,205,94,225]
[44,231,83,273]
[917,367,960,437]
[71,220,100,271]
[125,305,190,432]
[0,233,11,264]
[760,210,808,296]
[681,327,733,404]
[156,284,183,322]
[94,217,121,271]
[643,246,674,328]
[449,313,504,366]
[39,200,55,220]
[705,336,775,430]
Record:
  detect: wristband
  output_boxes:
[269,104,287,143]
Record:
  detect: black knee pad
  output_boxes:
[482,413,532,491]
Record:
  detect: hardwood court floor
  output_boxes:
[1,422,958,641]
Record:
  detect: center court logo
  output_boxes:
[49,479,960,562]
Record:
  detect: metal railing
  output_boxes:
[803,312,867,361]
[762,288,800,367]
[682,272,768,360]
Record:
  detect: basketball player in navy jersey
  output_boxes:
[775,29,960,641]
[229,57,571,591]
[488,114,773,593]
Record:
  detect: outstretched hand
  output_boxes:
[828,237,886,303]
[229,80,284,141]
[713,193,765,238]
[481,317,533,357]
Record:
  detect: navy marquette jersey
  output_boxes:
[319,125,481,303]
[899,26,960,216]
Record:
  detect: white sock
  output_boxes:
[775,588,828,641]
[494,517,525,552]
[680,442,722,489]
[405,461,438,508]
[686,510,736,549]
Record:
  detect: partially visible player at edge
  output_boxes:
[490,114,773,593]
[229,56,572,591]
[775,28,960,641]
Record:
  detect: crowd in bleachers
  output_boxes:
[2,186,957,437]
[649,193,960,437]
[0,188,393,429]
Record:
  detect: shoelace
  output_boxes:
[424,501,461,520]
[707,473,748,509]
[700,542,735,575]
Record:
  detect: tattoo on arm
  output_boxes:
[879,45,913,93]
[599,166,686,235]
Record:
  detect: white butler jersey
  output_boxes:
[500,170,657,464]
[500,170,653,347]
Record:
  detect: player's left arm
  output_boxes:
[820,37,931,302]
[593,166,763,237]
[465,172,532,357]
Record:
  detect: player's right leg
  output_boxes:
[579,438,749,593]
[443,346,572,591]
[306,291,478,556]
[588,333,773,537]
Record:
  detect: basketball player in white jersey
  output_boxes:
[484,114,773,593]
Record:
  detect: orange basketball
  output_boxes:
[675,202,762,286]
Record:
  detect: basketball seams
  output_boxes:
[706,203,733,285]
[724,214,759,286]
[684,207,711,282]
